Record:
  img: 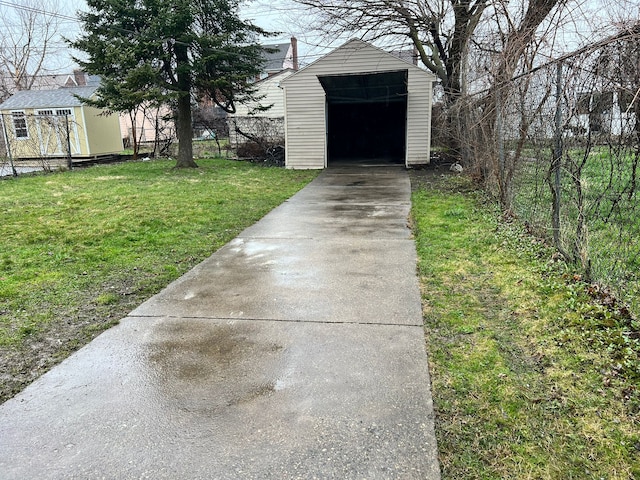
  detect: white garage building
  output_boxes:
[280,39,436,169]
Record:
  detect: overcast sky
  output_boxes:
[55,0,327,70]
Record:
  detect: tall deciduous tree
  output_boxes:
[0,0,65,100]
[71,0,269,168]
[291,0,490,101]
[292,0,568,98]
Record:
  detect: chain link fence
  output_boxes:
[444,29,640,311]
[228,116,285,165]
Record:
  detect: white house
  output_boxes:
[228,69,295,148]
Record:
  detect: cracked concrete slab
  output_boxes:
[238,202,412,239]
[130,237,422,325]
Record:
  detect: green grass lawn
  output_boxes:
[0,158,318,401]
[512,146,640,315]
[411,171,639,479]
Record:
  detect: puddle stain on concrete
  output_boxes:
[146,320,284,414]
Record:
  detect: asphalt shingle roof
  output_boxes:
[0,86,99,110]
[262,43,291,72]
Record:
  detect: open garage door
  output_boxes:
[319,70,408,166]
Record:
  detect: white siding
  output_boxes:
[232,69,294,118]
[406,68,433,166]
[281,39,435,169]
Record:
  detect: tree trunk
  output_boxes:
[174,41,197,168]
[175,92,197,168]
[128,110,139,160]
[411,1,487,162]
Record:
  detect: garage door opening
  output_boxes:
[319,70,408,166]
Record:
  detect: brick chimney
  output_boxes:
[291,37,299,71]
[73,69,87,86]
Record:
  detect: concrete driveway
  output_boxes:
[0,166,440,479]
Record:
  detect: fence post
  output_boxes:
[551,61,565,254]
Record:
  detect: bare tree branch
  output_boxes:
[0,0,65,99]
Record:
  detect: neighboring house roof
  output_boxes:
[262,41,295,73]
[0,85,99,110]
[1,72,100,97]
[63,73,101,88]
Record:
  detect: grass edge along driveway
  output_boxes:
[411,171,639,479]
[0,158,318,403]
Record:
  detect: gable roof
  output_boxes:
[0,85,99,110]
[280,38,436,86]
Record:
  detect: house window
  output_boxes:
[36,110,54,116]
[56,109,72,116]
[11,112,28,139]
[576,92,591,115]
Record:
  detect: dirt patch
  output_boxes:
[0,279,150,404]
[409,162,472,193]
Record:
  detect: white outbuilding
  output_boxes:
[280,39,436,169]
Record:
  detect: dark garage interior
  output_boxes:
[319,70,408,165]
